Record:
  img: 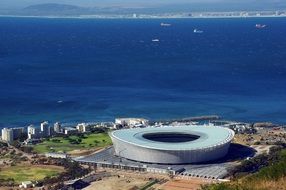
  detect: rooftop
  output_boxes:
[111,126,234,150]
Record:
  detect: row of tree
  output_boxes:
[27,157,90,190]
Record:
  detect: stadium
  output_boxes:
[110,126,235,164]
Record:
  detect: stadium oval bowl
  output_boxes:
[110,126,235,164]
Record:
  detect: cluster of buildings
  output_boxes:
[210,121,255,134]
[0,116,259,145]
[1,121,63,143]
[27,121,60,140]
[186,10,286,18]
[127,10,286,19]
[27,122,96,140]
[63,123,93,135]
[114,118,149,129]
[0,118,150,144]
[72,10,286,19]
[27,122,95,140]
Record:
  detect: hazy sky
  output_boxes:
[0,0,284,9]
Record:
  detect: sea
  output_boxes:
[0,17,286,128]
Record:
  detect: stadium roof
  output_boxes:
[111,126,234,151]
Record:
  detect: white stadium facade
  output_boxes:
[110,126,235,164]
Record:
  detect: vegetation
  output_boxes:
[202,145,286,190]
[0,146,28,165]
[228,145,285,178]
[140,179,158,190]
[0,165,64,184]
[0,141,8,148]
[33,132,112,153]
[38,158,90,189]
[0,157,89,187]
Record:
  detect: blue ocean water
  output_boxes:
[0,17,286,127]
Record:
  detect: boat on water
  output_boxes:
[161,23,171,27]
[193,29,203,33]
[152,39,160,42]
[255,24,267,29]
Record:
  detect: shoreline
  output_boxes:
[0,116,285,129]
[0,14,286,20]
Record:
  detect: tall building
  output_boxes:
[40,121,50,137]
[1,127,24,142]
[1,128,14,143]
[27,125,39,139]
[54,122,61,133]
[12,127,24,140]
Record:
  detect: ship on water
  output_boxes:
[161,23,171,27]
[193,29,203,33]
[255,24,267,29]
[152,39,160,42]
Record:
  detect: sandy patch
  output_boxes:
[157,178,212,190]
[84,176,149,190]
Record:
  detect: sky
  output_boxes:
[0,0,285,10]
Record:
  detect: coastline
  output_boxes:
[0,115,285,130]
[0,14,286,19]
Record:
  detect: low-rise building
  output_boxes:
[45,152,69,159]
[24,138,42,145]
[19,181,34,188]
[64,127,78,135]
[94,122,115,129]
[76,123,91,133]
[115,118,149,128]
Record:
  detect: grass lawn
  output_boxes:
[33,132,112,154]
[0,165,64,183]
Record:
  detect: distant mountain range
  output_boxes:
[0,3,140,16]
[24,3,82,12]
[21,3,88,16]
[0,2,286,16]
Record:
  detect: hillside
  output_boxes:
[24,3,81,11]
[20,3,88,16]
[202,146,286,190]
[14,3,139,16]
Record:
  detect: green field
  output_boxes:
[0,165,64,183]
[33,132,112,154]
